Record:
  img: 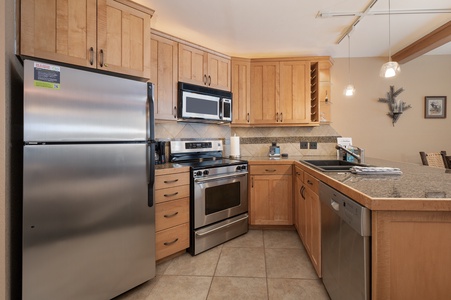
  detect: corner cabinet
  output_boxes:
[155,167,190,261]
[20,0,153,79]
[249,164,293,225]
[178,43,231,91]
[151,32,178,120]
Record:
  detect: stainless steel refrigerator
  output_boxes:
[22,60,156,300]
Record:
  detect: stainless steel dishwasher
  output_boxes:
[319,182,371,300]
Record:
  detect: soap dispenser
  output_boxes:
[269,142,280,157]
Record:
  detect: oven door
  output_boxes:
[193,172,248,229]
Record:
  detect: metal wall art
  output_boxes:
[378,86,412,126]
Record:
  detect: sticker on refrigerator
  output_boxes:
[33,62,61,89]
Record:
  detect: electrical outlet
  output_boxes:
[309,142,318,149]
[300,142,308,149]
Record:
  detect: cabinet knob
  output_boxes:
[99,49,107,67]
[163,238,179,246]
[89,47,94,65]
[164,211,179,218]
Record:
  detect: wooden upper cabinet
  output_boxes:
[178,43,231,91]
[97,0,152,78]
[250,60,311,125]
[20,0,153,79]
[151,33,178,120]
[20,0,97,68]
[178,43,206,86]
[279,61,310,124]
[250,61,279,124]
[231,58,251,125]
[207,53,231,91]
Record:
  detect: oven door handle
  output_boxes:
[194,172,248,183]
[195,214,249,237]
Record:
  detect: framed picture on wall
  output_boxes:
[425,96,447,119]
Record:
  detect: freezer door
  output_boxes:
[24,60,148,142]
[23,144,155,300]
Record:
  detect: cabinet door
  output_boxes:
[151,34,178,120]
[279,61,310,123]
[207,53,231,91]
[231,58,251,125]
[250,62,279,124]
[250,175,292,225]
[310,190,321,276]
[21,0,97,68]
[178,43,206,86]
[97,0,151,79]
[294,168,303,232]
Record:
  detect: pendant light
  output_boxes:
[380,0,401,78]
[344,34,355,96]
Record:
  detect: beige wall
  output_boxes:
[331,55,451,164]
[1,0,7,298]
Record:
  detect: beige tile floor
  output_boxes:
[113,229,330,300]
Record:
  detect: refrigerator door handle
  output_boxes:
[147,140,156,207]
[147,83,156,208]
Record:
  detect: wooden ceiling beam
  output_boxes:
[392,21,451,64]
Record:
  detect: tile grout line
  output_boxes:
[262,230,270,300]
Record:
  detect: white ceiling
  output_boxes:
[136,0,451,59]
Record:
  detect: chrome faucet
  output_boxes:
[336,144,365,164]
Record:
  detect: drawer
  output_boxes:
[156,223,189,260]
[294,166,304,181]
[155,184,190,204]
[155,172,190,190]
[156,198,189,231]
[250,164,292,175]
[304,172,319,194]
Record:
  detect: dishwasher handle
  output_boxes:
[331,200,340,211]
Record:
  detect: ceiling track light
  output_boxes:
[380,0,401,78]
[344,34,356,96]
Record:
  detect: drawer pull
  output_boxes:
[307,179,314,186]
[164,179,179,184]
[265,169,277,172]
[164,211,179,218]
[164,238,179,246]
[164,192,179,197]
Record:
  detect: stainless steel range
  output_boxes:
[170,140,248,255]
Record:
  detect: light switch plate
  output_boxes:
[309,142,317,149]
[300,142,308,149]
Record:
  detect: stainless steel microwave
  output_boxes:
[178,82,232,123]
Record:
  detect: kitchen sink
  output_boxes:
[301,160,368,172]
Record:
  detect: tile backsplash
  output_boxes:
[155,122,340,157]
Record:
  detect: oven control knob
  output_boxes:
[196,170,202,176]
[241,165,247,171]
[236,166,242,171]
[203,170,209,176]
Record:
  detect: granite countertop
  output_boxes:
[245,155,451,211]
[296,156,451,211]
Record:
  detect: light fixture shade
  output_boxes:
[380,61,401,78]
[344,84,356,96]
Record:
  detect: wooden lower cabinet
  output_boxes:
[249,164,292,225]
[372,210,451,300]
[155,223,189,261]
[155,167,190,260]
[295,168,321,277]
